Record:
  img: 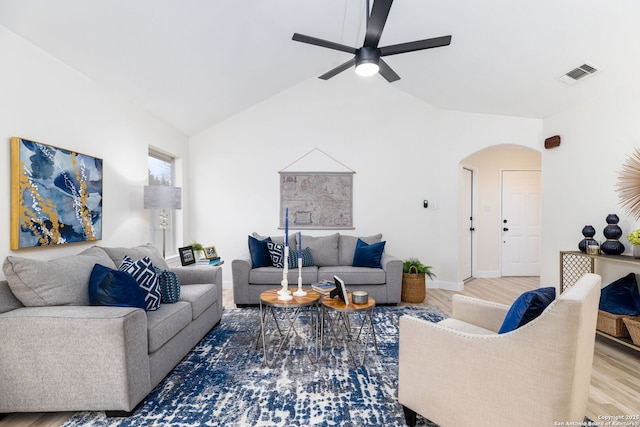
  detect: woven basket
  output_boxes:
[622,317,640,345]
[596,310,635,337]
[401,266,426,303]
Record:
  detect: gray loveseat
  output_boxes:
[232,232,402,306]
[0,244,222,414]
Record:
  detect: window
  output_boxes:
[148,150,177,257]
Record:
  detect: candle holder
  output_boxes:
[293,257,306,297]
[278,246,293,301]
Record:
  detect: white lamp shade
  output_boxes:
[144,186,182,210]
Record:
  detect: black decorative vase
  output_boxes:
[578,225,597,253]
[600,214,625,255]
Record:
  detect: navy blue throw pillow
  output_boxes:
[599,273,640,315]
[88,264,147,310]
[248,235,273,268]
[154,267,181,304]
[498,287,556,334]
[289,247,315,268]
[352,238,386,268]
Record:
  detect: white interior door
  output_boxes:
[501,170,541,276]
[461,168,474,280]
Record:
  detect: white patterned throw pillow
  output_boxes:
[267,241,285,268]
[119,255,161,310]
[267,242,314,269]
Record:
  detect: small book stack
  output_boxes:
[311,280,335,295]
[197,257,221,265]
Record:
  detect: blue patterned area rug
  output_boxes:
[63,305,446,427]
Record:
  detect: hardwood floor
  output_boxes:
[2,277,638,426]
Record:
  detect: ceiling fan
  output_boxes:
[292,0,452,82]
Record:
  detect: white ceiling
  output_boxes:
[1,0,639,136]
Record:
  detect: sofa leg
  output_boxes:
[105,409,135,417]
[403,405,417,427]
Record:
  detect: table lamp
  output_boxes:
[144,185,182,258]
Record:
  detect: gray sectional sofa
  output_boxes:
[232,232,402,306]
[0,244,222,414]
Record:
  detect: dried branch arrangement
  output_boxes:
[617,148,640,220]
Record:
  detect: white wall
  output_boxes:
[188,74,543,288]
[0,22,548,288]
[0,25,188,280]
[542,81,640,286]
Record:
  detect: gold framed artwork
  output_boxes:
[203,246,218,259]
[10,137,103,250]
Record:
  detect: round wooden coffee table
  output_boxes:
[258,288,321,367]
[321,293,378,366]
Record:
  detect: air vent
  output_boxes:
[559,63,599,85]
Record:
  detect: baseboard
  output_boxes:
[224,280,465,291]
[427,280,464,291]
[474,270,501,278]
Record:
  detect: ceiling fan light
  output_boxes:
[355,46,380,77]
[356,62,379,76]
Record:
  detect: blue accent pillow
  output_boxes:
[498,287,556,334]
[289,247,315,269]
[352,238,386,268]
[248,235,272,268]
[599,273,640,315]
[154,267,180,304]
[266,243,315,269]
[88,264,147,310]
[119,256,161,311]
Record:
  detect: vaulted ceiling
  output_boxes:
[1,0,639,136]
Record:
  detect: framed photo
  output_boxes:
[10,137,103,250]
[203,245,219,259]
[332,275,349,305]
[179,246,196,266]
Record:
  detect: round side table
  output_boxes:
[321,293,378,366]
[258,289,320,367]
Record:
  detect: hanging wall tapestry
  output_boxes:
[279,172,353,229]
[279,148,355,230]
[10,137,103,250]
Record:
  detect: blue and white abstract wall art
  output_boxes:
[10,137,103,249]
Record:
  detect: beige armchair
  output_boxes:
[398,273,601,427]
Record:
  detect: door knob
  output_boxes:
[470,227,475,231]
[503,227,509,231]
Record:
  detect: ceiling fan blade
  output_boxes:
[292,33,357,54]
[319,58,357,80]
[380,35,452,57]
[363,0,393,48]
[378,59,400,82]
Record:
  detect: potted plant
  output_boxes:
[627,230,640,258]
[401,258,436,303]
[190,241,204,259]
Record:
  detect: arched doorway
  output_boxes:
[460,144,541,279]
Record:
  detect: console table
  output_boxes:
[560,250,640,352]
